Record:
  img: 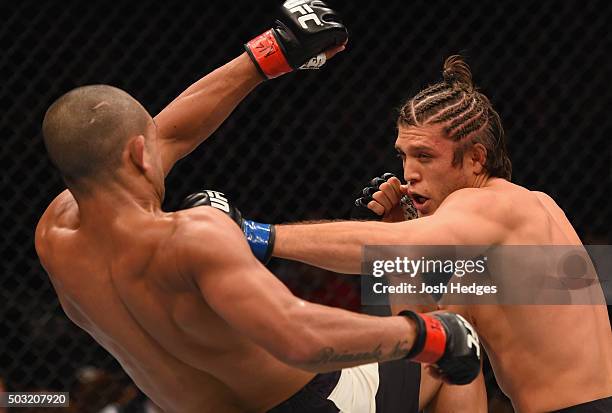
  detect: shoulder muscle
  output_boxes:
[35,189,75,261]
[171,207,260,283]
[402,188,510,245]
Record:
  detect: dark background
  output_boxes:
[1,0,611,411]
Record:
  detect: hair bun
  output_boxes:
[443,55,474,92]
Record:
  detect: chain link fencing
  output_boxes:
[1,0,610,411]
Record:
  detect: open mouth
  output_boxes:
[409,193,429,208]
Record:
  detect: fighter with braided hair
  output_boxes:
[202,55,612,412]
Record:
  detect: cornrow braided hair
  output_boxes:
[398,55,512,180]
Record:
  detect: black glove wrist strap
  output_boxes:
[398,310,426,359]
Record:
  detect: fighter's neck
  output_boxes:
[472,173,494,188]
[70,181,164,225]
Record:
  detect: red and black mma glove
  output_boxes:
[180,190,275,264]
[400,310,482,385]
[352,173,417,220]
[245,0,348,79]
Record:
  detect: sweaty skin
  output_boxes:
[273,125,612,413]
[35,53,429,413]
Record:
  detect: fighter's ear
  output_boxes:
[127,134,148,172]
[470,143,487,174]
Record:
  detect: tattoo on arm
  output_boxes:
[389,340,411,359]
[308,340,412,367]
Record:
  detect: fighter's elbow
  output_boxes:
[267,309,327,371]
[274,343,320,371]
[276,339,327,373]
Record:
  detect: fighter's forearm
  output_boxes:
[155,53,263,172]
[289,302,416,372]
[274,220,406,274]
[173,52,262,104]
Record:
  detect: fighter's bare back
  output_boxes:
[35,190,316,412]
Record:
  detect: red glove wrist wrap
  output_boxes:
[245,29,293,79]
[401,311,447,364]
[414,314,447,363]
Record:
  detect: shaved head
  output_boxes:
[42,85,152,185]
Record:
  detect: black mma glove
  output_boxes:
[180,190,275,264]
[352,173,417,220]
[400,310,481,385]
[245,0,348,79]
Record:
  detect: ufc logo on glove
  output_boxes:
[204,191,230,213]
[284,0,323,28]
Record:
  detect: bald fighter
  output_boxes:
[216,56,612,412]
[34,3,482,413]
